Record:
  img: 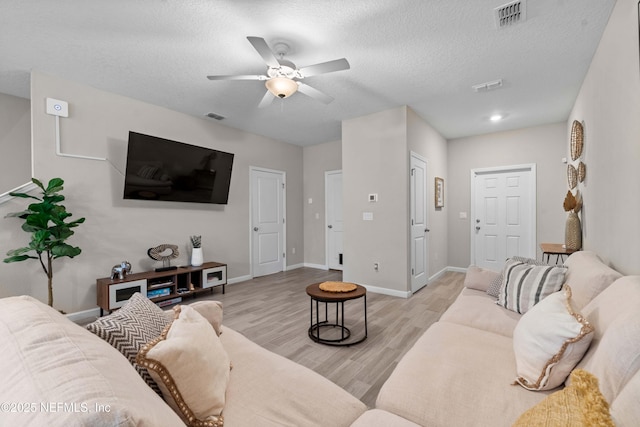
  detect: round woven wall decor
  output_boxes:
[570,120,584,161]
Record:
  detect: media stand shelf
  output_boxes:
[96,261,226,316]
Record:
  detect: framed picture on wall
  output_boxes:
[435,177,444,208]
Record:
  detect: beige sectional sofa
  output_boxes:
[1,250,639,426]
[358,251,640,426]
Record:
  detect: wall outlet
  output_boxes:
[292,247,296,254]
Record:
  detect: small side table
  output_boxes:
[306,283,367,346]
[540,243,577,264]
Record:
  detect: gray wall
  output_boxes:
[342,107,409,294]
[568,0,640,274]
[302,139,341,268]
[0,71,303,313]
[342,106,450,295]
[0,92,31,194]
[447,122,567,268]
[407,108,449,277]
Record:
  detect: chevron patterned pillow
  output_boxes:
[86,292,171,394]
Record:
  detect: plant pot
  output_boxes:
[565,212,582,250]
[191,247,203,267]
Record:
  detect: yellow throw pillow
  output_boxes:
[514,369,614,426]
[137,305,230,427]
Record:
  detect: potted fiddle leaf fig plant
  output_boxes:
[3,178,85,308]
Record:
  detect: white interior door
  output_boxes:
[471,165,536,271]
[325,170,343,270]
[410,153,428,293]
[251,168,285,277]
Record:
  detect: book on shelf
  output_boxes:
[147,287,171,298]
[148,281,174,289]
[156,297,182,308]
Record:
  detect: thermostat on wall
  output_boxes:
[46,98,69,117]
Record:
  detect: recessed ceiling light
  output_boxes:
[490,114,503,122]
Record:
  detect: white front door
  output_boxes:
[471,165,536,271]
[251,168,285,277]
[325,170,343,270]
[410,153,428,293]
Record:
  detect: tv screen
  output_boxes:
[123,131,234,204]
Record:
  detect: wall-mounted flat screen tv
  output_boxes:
[123,131,234,204]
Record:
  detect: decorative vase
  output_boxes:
[565,212,582,250]
[191,247,203,267]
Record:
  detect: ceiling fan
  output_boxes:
[207,36,350,108]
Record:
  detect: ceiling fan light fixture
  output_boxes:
[265,77,298,99]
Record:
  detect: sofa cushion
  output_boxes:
[137,305,230,426]
[497,259,566,314]
[513,369,613,426]
[610,368,640,426]
[574,276,640,404]
[513,286,594,391]
[487,256,549,298]
[86,292,171,394]
[464,265,500,292]
[351,409,422,427]
[218,326,366,427]
[563,251,622,309]
[439,288,521,337]
[188,300,224,336]
[0,295,184,427]
[376,322,552,426]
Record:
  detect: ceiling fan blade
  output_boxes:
[258,90,274,108]
[247,36,280,68]
[299,58,350,78]
[297,83,334,104]
[207,74,266,81]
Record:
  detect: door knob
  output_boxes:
[425,228,430,233]
[476,226,481,231]
[253,227,259,232]
[328,225,333,229]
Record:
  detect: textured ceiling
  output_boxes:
[0,0,615,146]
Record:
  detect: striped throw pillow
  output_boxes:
[497,259,567,314]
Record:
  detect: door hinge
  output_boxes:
[411,168,415,176]
[282,183,285,189]
[411,219,414,225]
[412,268,414,275]
[283,218,285,224]
[283,252,286,258]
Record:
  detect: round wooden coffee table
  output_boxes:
[306,282,367,346]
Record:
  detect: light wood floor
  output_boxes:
[202,267,465,408]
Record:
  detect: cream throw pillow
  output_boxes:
[513,286,594,391]
[137,305,230,426]
[464,265,500,292]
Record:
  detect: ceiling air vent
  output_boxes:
[495,0,526,29]
[206,112,225,120]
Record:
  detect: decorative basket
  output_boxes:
[319,281,357,293]
[570,120,584,161]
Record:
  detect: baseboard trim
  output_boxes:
[447,266,467,274]
[303,262,329,270]
[285,263,305,271]
[228,274,252,285]
[364,285,412,299]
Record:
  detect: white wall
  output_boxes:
[302,139,341,268]
[567,0,640,274]
[0,92,31,194]
[342,107,409,294]
[447,122,567,268]
[407,108,448,277]
[0,71,304,313]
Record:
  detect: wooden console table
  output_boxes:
[97,261,226,315]
[540,243,577,264]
